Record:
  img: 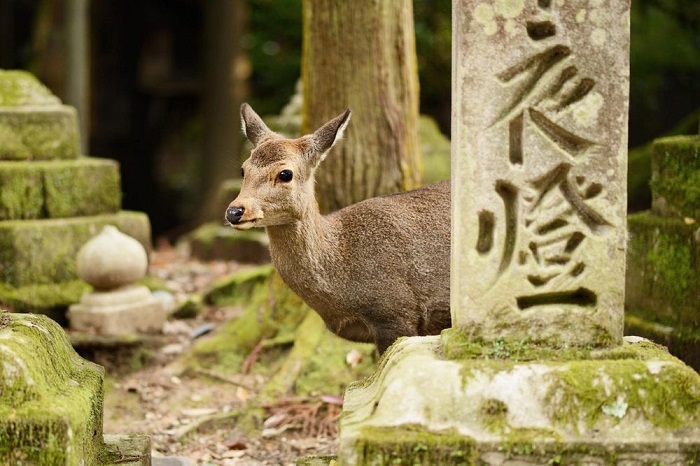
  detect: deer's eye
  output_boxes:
[278,169,293,183]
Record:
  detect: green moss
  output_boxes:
[188,221,270,262]
[0,70,60,107]
[651,135,700,219]
[0,158,121,220]
[0,313,105,465]
[0,107,80,160]
[295,455,337,466]
[625,314,700,371]
[0,279,90,314]
[262,312,375,400]
[354,425,479,465]
[204,264,275,306]
[184,266,308,373]
[626,212,699,326]
[545,357,700,431]
[419,115,450,184]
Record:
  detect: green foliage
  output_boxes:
[246,0,303,115]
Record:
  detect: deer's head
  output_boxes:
[225,103,351,229]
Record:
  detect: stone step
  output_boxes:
[0,157,121,220]
[651,135,700,220]
[0,211,151,287]
[625,211,700,328]
[0,69,80,160]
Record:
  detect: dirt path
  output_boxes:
[101,246,339,465]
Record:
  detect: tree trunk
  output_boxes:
[200,0,248,222]
[302,0,422,212]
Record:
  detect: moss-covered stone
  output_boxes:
[0,312,105,465]
[0,279,90,317]
[261,311,375,400]
[0,211,151,287]
[183,266,307,374]
[0,107,80,160]
[0,70,61,107]
[339,336,700,465]
[0,158,121,220]
[651,135,700,220]
[625,314,700,372]
[187,221,270,263]
[625,211,700,327]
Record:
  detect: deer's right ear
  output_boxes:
[308,109,352,165]
[241,103,273,147]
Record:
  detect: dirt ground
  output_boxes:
[100,245,341,465]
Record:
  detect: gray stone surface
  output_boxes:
[77,225,149,290]
[450,0,630,348]
[68,285,165,335]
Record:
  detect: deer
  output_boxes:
[225,103,451,354]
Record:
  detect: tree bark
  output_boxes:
[200,0,248,222]
[302,0,422,212]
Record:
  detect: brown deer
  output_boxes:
[225,103,451,354]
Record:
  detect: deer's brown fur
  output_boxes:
[226,104,451,354]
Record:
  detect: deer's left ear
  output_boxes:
[308,109,351,165]
[241,103,275,147]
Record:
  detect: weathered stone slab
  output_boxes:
[651,135,700,220]
[0,106,81,160]
[339,336,700,465]
[451,0,630,347]
[0,158,121,220]
[68,285,165,335]
[0,211,151,287]
[625,211,700,327]
[0,313,105,464]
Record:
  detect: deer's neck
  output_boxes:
[264,203,337,284]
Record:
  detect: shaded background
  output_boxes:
[1,0,698,239]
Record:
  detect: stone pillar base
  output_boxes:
[339,334,700,465]
[68,285,165,335]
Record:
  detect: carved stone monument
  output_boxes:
[338,1,700,463]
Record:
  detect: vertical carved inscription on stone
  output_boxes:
[451,0,630,347]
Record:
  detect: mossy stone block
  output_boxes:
[339,336,700,465]
[651,135,700,220]
[0,158,121,220]
[0,70,61,107]
[0,106,80,160]
[625,314,700,372]
[0,280,91,320]
[187,222,270,263]
[0,313,105,465]
[0,211,152,287]
[625,211,700,327]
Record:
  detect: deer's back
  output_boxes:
[322,180,451,342]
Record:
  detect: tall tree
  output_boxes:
[302,0,422,212]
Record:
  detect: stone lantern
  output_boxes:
[68,225,165,335]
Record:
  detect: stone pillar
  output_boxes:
[338,1,700,464]
[451,0,629,348]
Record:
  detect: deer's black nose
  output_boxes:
[226,206,245,224]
